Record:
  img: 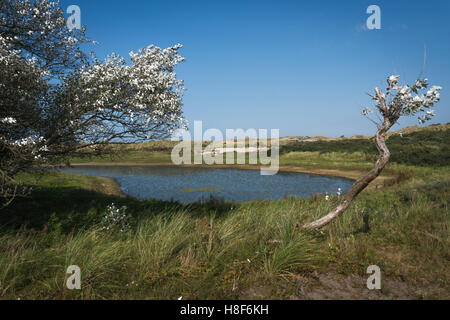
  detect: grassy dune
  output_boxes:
[0,125,449,299]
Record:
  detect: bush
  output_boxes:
[100,203,132,233]
[280,129,450,167]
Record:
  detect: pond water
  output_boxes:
[59,165,354,203]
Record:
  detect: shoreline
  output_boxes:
[66,161,386,182]
[55,162,391,197]
[55,162,378,199]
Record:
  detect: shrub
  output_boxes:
[100,203,132,233]
[280,128,450,167]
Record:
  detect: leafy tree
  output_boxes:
[304,75,442,229]
[0,0,186,207]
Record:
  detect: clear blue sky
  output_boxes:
[61,0,450,137]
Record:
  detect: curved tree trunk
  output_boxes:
[303,119,393,229]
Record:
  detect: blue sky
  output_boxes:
[61,0,450,137]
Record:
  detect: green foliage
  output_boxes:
[280,129,450,167]
[99,204,133,233]
[387,129,450,166]
[280,138,378,157]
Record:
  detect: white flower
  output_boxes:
[399,86,409,94]
[388,75,399,82]
[1,117,17,124]
[387,75,400,89]
[430,85,442,92]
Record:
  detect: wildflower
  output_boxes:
[387,75,400,89]
[1,117,17,124]
[100,203,131,232]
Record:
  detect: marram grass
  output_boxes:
[0,173,448,299]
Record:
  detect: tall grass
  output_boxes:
[0,199,326,299]
[0,176,448,299]
[1,124,449,299]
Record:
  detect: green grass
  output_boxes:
[68,126,449,180]
[0,164,448,299]
[0,124,449,299]
[280,126,450,167]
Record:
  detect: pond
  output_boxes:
[59,165,354,203]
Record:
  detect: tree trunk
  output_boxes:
[303,119,393,229]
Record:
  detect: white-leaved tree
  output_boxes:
[304,75,442,229]
[0,0,186,207]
